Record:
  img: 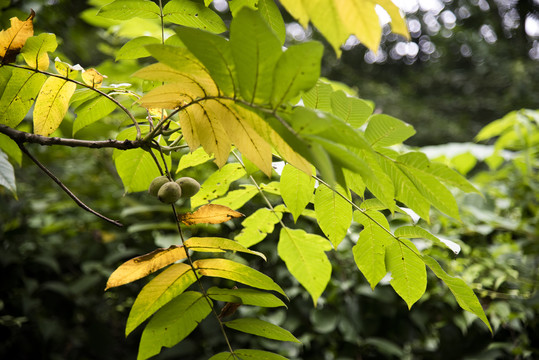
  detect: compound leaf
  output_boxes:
[224,318,300,343]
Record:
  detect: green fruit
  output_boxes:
[148,175,169,197]
[157,181,182,204]
[176,177,201,198]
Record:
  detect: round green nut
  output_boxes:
[148,175,169,197]
[157,181,182,204]
[175,177,201,198]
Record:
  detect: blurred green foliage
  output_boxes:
[1,0,538,359]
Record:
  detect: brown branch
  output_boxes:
[17,142,123,227]
[0,125,146,150]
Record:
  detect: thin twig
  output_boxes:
[18,143,123,227]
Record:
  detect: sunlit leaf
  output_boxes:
[365,114,416,148]
[207,287,286,308]
[116,36,160,60]
[230,8,282,103]
[105,245,188,290]
[191,163,246,208]
[73,94,117,135]
[258,0,286,44]
[178,204,244,226]
[21,32,57,70]
[280,163,314,222]
[81,68,106,88]
[0,10,35,64]
[126,263,196,336]
[163,0,226,33]
[235,206,284,248]
[184,237,266,260]
[177,147,213,173]
[0,68,46,127]
[138,291,212,360]
[211,185,259,210]
[206,99,273,176]
[194,258,286,296]
[33,77,76,136]
[395,226,461,254]
[280,0,409,56]
[224,318,300,343]
[314,183,352,248]
[385,238,426,309]
[278,227,332,306]
[271,41,323,108]
[97,0,160,20]
[330,90,373,128]
[353,210,392,289]
[0,133,22,166]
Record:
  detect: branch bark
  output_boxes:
[0,124,146,150]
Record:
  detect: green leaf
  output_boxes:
[385,238,426,309]
[177,147,213,172]
[207,287,286,308]
[235,206,284,248]
[271,41,323,108]
[0,68,46,128]
[73,94,117,135]
[211,185,259,210]
[113,126,171,193]
[475,110,516,142]
[353,210,392,289]
[280,163,314,222]
[377,155,430,221]
[395,226,461,254]
[365,114,416,148]
[194,258,286,296]
[163,0,226,33]
[355,149,396,212]
[97,0,160,20]
[330,90,373,128]
[302,80,333,111]
[210,349,289,360]
[427,162,480,194]
[422,255,492,333]
[137,291,212,360]
[278,227,332,306]
[191,163,246,208]
[184,237,266,260]
[314,183,352,248]
[116,36,160,60]
[224,318,300,343]
[0,150,16,197]
[0,133,22,166]
[176,27,237,96]
[21,33,57,70]
[230,8,282,103]
[397,153,460,220]
[258,0,286,44]
[126,263,197,336]
[33,76,77,136]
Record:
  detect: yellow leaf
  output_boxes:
[280,0,409,55]
[54,57,82,79]
[189,102,232,167]
[0,10,35,64]
[105,245,188,290]
[82,68,106,88]
[178,204,244,226]
[33,77,76,136]
[206,99,273,177]
[233,104,312,175]
[178,106,202,150]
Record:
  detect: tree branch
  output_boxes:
[0,124,146,150]
[17,143,123,227]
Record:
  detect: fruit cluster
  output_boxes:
[148,175,201,204]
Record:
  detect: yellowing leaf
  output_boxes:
[33,77,76,136]
[0,10,35,64]
[178,204,244,226]
[82,68,106,88]
[21,32,57,71]
[105,245,188,290]
[280,0,409,55]
[206,99,273,176]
